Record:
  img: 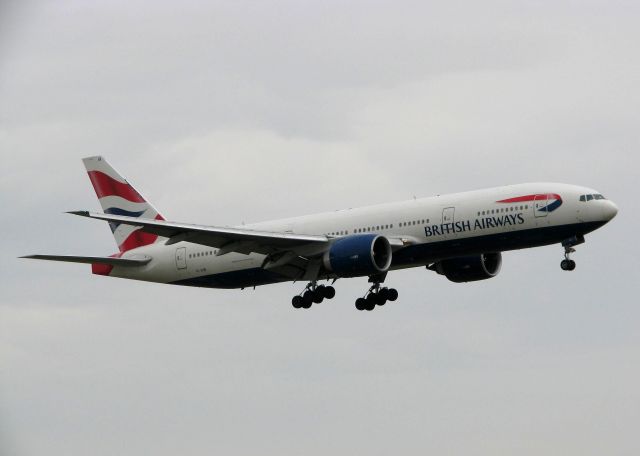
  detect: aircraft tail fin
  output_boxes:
[82,156,165,252]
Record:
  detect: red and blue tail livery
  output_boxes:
[82,156,165,252]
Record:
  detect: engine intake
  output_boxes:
[434,252,502,283]
[324,234,392,278]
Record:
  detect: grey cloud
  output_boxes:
[1,1,639,455]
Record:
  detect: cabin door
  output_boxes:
[176,247,187,270]
[533,194,549,218]
[442,207,455,225]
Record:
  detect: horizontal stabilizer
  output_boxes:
[20,254,151,267]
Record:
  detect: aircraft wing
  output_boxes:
[69,211,329,256]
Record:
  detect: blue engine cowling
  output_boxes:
[323,234,393,278]
[434,253,502,283]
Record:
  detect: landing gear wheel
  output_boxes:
[373,293,387,306]
[355,298,367,311]
[302,291,314,308]
[292,296,303,309]
[365,295,377,311]
[323,286,336,299]
[387,288,398,301]
[561,259,576,271]
[312,289,324,304]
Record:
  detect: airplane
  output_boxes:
[22,156,618,311]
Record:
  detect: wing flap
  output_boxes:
[21,254,151,267]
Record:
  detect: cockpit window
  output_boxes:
[580,194,606,202]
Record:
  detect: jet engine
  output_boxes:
[323,234,392,278]
[433,252,502,283]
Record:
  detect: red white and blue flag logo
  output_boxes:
[497,193,563,213]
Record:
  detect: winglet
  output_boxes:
[67,210,91,217]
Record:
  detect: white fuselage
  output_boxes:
[107,183,618,288]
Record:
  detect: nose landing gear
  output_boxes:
[560,236,583,271]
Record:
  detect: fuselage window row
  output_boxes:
[189,250,218,259]
[477,205,528,217]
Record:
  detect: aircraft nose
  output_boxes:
[602,200,619,221]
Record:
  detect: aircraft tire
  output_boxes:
[302,291,314,308]
[387,288,399,301]
[292,296,303,309]
[312,289,324,303]
[365,295,377,311]
[323,286,336,299]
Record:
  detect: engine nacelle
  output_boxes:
[323,234,392,278]
[434,253,502,283]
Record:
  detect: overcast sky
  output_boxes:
[1,1,639,455]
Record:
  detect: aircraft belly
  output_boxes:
[392,221,606,266]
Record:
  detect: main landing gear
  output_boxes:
[355,281,398,312]
[292,282,336,309]
[560,236,584,271]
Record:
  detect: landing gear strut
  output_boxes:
[355,275,398,311]
[292,282,336,309]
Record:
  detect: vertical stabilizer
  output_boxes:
[82,156,165,252]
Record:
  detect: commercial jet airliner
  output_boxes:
[23,157,618,311]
